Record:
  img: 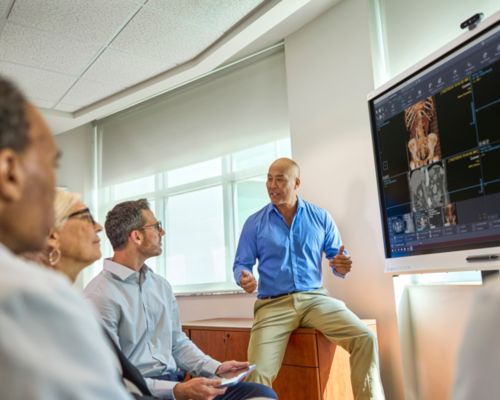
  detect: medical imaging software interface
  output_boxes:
[372,27,500,258]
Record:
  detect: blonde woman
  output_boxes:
[45,189,102,282]
[29,189,155,399]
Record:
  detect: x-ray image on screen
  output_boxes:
[414,210,430,232]
[409,162,448,212]
[427,206,444,229]
[409,168,427,211]
[403,213,415,233]
[444,203,458,226]
[427,162,448,208]
[389,216,406,235]
[405,97,442,171]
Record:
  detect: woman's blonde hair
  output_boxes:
[53,188,81,230]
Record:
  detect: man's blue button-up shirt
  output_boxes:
[233,197,344,299]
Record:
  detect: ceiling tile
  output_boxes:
[0,22,102,75]
[59,78,125,108]
[0,61,75,103]
[29,96,56,109]
[146,0,264,33]
[82,47,171,89]
[8,0,142,44]
[110,6,222,66]
[0,1,11,19]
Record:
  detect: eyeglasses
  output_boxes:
[140,221,163,232]
[66,208,96,225]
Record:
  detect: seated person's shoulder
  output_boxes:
[150,271,175,295]
[0,255,78,302]
[84,276,126,308]
[0,257,96,326]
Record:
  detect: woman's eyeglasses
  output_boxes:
[66,208,96,225]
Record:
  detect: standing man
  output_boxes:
[0,77,133,399]
[85,199,277,400]
[233,158,385,400]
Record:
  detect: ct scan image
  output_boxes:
[409,162,449,212]
[414,210,430,232]
[389,216,406,235]
[404,96,442,171]
[409,168,427,211]
[427,161,449,208]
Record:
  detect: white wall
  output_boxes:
[54,122,94,202]
[378,0,499,79]
[283,0,403,399]
[407,285,476,400]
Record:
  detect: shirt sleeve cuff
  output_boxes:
[144,377,178,399]
[202,359,222,377]
[332,268,346,279]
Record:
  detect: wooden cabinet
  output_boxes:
[183,318,377,400]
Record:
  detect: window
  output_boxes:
[88,138,291,294]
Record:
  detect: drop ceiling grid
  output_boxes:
[0,0,266,112]
[0,61,75,105]
[108,5,223,66]
[7,0,145,45]
[81,47,169,89]
[60,78,129,110]
[0,21,103,75]
[144,0,264,33]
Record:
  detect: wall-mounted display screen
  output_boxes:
[368,16,500,274]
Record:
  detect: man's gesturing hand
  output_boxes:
[173,377,227,400]
[240,270,257,294]
[328,245,352,276]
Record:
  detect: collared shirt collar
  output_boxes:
[268,196,304,216]
[103,258,149,282]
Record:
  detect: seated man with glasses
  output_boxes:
[85,199,276,400]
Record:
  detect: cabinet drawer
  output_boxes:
[224,330,251,361]
[282,332,318,367]
[190,329,226,361]
[189,329,251,362]
[273,365,320,399]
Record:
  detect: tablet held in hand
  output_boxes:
[218,364,256,388]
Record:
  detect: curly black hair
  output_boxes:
[0,77,29,151]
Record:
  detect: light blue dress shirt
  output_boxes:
[0,244,133,400]
[233,197,345,299]
[84,259,220,399]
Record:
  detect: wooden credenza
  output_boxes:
[183,318,377,400]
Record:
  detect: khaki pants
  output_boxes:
[247,289,385,400]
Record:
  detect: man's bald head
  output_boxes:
[269,158,300,179]
[266,158,301,209]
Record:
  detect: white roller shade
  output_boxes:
[98,50,289,186]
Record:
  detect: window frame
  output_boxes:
[87,137,291,295]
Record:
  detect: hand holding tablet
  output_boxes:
[217,364,256,388]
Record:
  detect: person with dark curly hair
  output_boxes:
[0,76,133,399]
